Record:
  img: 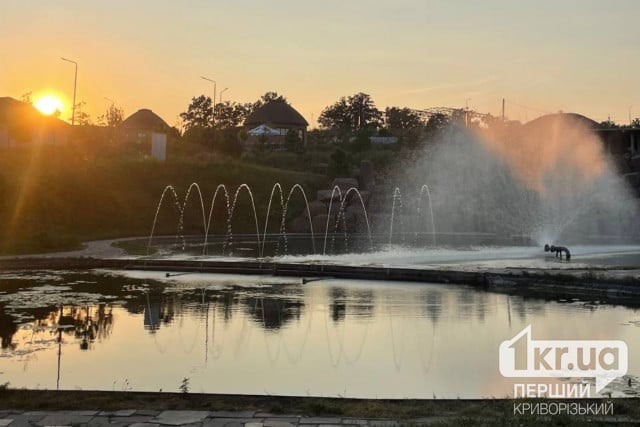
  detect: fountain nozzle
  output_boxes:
[544,243,571,261]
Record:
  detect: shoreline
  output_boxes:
[1,389,639,425]
[1,256,639,305]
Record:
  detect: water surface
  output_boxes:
[1,270,639,398]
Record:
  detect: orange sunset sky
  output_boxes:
[2,0,639,127]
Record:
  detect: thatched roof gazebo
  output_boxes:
[120,109,170,145]
[244,100,309,146]
[121,109,170,132]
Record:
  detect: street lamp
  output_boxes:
[61,57,78,126]
[219,88,228,104]
[201,76,217,126]
[465,98,472,127]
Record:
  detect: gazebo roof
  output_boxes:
[244,100,308,128]
[121,109,170,131]
[524,112,600,129]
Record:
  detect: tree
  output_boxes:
[246,92,288,117]
[214,101,250,129]
[180,95,214,131]
[98,104,124,127]
[630,118,640,128]
[600,118,619,129]
[318,92,382,133]
[384,107,423,147]
[21,92,33,104]
[260,91,286,103]
[72,102,92,126]
[424,113,450,141]
[284,129,302,152]
[329,148,351,176]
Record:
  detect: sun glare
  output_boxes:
[34,95,64,116]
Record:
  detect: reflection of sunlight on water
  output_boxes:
[1,270,640,398]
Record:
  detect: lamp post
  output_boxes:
[465,98,471,127]
[61,57,78,125]
[219,88,228,105]
[201,76,217,128]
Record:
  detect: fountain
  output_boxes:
[146,117,640,268]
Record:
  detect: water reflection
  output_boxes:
[0,270,639,398]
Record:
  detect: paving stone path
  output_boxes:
[0,410,448,426]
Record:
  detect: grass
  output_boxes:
[0,389,636,425]
[0,142,328,255]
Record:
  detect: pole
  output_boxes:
[502,98,505,121]
[465,98,471,127]
[201,76,217,147]
[219,88,228,104]
[61,58,78,125]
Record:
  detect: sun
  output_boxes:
[34,95,64,116]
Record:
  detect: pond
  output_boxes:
[1,269,639,398]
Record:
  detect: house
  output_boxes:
[0,97,69,147]
[244,100,309,148]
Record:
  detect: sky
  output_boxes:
[2,0,639,127]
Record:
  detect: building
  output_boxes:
[0,97,69,147]
[120,108,171,144]
[244,100,309,148]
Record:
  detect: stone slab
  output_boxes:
[0,420,12,427]
[100,409,137,417]
[36,413,93,426]
[368,421,398,427]
[0,417,32,427]
[136,410,162,416]
[300,419,342,425]
[263,421,297,427]
[209,417,264,424]
[116,415,156,424]
[86,416,113,426]
[264,417,300,422]
[154,410,210,425]
[209,411,256,418]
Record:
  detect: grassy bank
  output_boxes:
[0,143,327,255]
[0,390,637,426]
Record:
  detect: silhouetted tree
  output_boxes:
[284,129,302,152]
[384,107,423,147]
[98,104,124,127]
[260,91,287,103]
[246,92,288,117]
[424,113,450,141]
[319,92,382,133]
[329,148,351,176]
[600,118,620,129]
[214,101,250,129]
[72,102,92,126]
[180,95,214,131]
[20,92,33,104]
[630,118,640,128]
